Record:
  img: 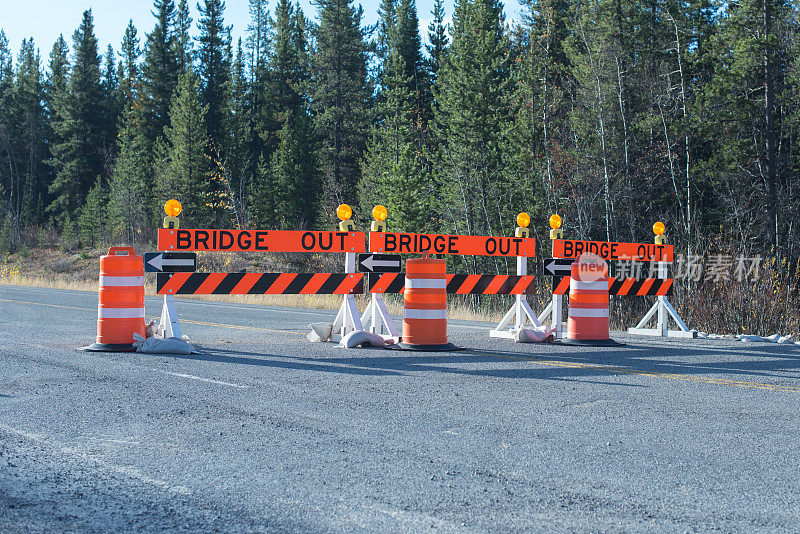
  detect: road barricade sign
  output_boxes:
[157,272,364,295]
[553,239,673,262]
[367,273,534,295]
[158,228,366,253]
[370,232,535,257]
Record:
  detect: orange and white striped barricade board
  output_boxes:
[368,273,535,294]
[551,277,674,296]
[157,272,364,295]
[155,227,368,343]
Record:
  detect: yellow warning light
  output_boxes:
[549,214,562,230]
[372,205,388,222]
[337,204,353,221]
[653,221,665,236]
[516,212,530,228]
[164,199,182,217]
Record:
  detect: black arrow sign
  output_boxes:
[357,253,402,273]
[543,258,574,276]
[144,252,197,273]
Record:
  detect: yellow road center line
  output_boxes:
[3,297,796,392]
[180,318,305,336]
[0,298,305,335]
[0,297,95,312]
[487,353,800,393]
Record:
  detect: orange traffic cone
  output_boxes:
[563,256,620,346]
[395,258,460,351]
[80,247,146,352]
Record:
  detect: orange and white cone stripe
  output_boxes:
[566,262,611,343]
[402,258,447,345]
[95,247,146,347]
[400,258,454,348]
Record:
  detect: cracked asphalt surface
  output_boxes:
[2,284,800,532]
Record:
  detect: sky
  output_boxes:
[1,0,525,64]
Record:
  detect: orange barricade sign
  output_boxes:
[369,232,535,257]
[158,228,366,253]
[553,239,673,262]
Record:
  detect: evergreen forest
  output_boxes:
[1,0,799,270]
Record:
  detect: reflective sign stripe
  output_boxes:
[405,278,447,289]
[571,280,607,291]
[97,306,145,319]
[99,275,144,287]
[404,309,447,320]
[568,308,609,318]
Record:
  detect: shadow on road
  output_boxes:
[155,340,800,386]
[167,347,405,376]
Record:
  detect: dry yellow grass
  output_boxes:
[0,270,506,322]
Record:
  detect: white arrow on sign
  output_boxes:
[146,254,196,272]
[543,258,573,276]
[359,254,401,272]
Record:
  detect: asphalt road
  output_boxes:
[2,284,800,532]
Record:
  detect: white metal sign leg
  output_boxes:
[158,294,182,339]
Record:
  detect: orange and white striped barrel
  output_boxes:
[398,258,458,350]
[565,259,617,345]
[82,247,145,351]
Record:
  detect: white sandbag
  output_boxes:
[514,326,555,343]
[697,331,709,338]
[737,335,765,342]
[765,334,781,343]
[339,330,387,348]
[133,333,195,354]
[307,322,334,343]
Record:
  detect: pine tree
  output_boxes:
[14,39,48,223]
[174,0,193,72]
[434,0,513,250]
[78,175,108,246]
[48,9,105,222]
[509,0,574,221]
[120,20,141,104]
[691,0,793,249]
[246,0,270,76]
[46,35,70,99]
[360,5,429,232]
[101,44,121,155]
[377,0,396,61]
[426,0,448,82]
[224,38,252,227]
[108,106,153,243]
[272,113,319,229]
[161,71,212,226]
[0,31,19,241]
[272,0,307,118]
[197,0,231,147]
[312,0,373,206]
[248,153,275,228]
[141,0,179,143]
[246,0,273,167]
[266,0,318,229]
[43,35,70,224]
